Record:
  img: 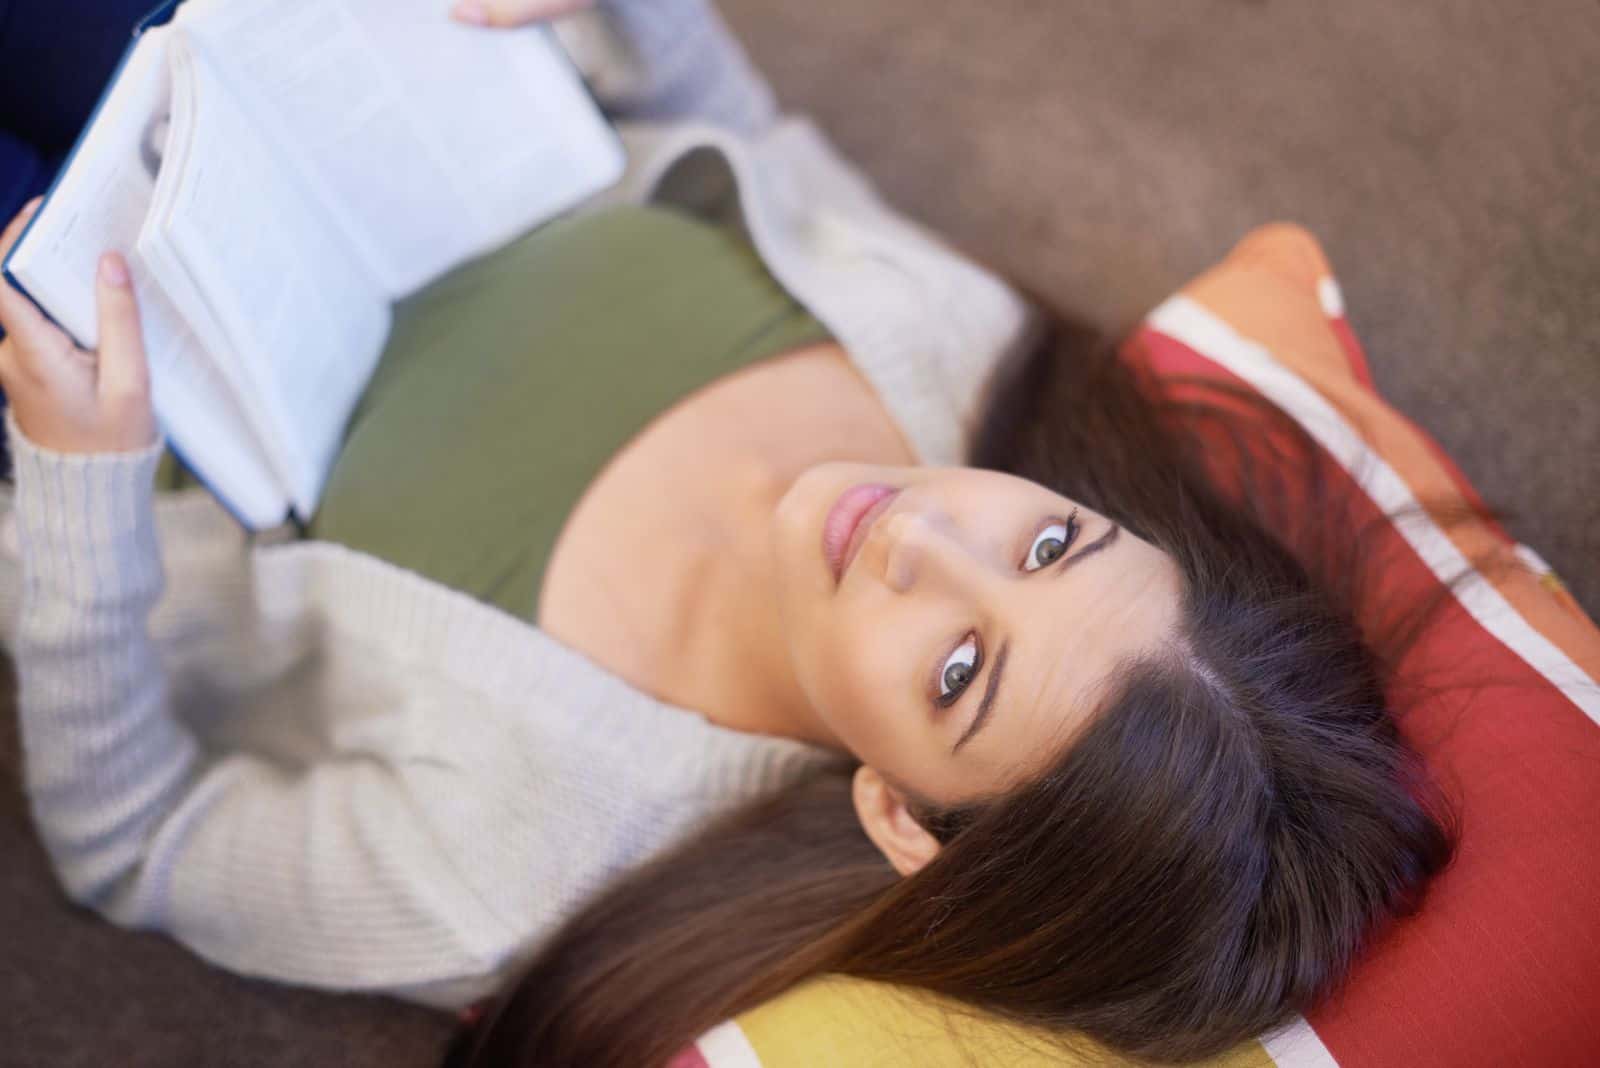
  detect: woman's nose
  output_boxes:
[882,510,986,595]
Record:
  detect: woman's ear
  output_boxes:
[851,765,941,876]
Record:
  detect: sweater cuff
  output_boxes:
[588,1,778,135]
[6,409,165,606]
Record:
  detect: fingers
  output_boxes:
[0,199,73,361]
[451,0,594,28]
[0,268,58,354]
[93,252,151,405]
[0,195,42,261]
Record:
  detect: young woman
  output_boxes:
[0,1,1456,1065]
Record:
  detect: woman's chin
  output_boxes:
[772,467,830,606]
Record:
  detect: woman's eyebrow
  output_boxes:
[953,524,1122,756]
[1054,522,1120,578]
[952,640,1009,755]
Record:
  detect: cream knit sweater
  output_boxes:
[0,3,1034,1012]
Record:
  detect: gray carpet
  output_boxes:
[3,2,1596,1065]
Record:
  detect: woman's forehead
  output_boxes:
[967,535,1183,785]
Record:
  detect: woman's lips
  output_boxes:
[822,483,899,584]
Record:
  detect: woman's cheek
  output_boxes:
[789,629,848,746]
[820,636,908,761]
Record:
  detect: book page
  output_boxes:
[178,0,623,296]
[2,25,288,528]
[138,42,304,524]
[145,307,298,530]
[154,40,391,517]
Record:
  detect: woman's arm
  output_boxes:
[452,0,779,135]
[0,205,514,1003]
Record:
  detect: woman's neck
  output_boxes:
[676,462,844,749]
[538,343,914,750]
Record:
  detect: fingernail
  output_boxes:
[100,253,130,288]
[24,196,43,214]
[451,0,488,25]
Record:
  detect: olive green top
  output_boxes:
[157,204,831,620]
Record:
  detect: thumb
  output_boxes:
[94,252,152,405]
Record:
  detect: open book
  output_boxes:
[2,0,625,530]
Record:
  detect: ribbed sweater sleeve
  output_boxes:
[8,411,514,996]
[8,411,195,914]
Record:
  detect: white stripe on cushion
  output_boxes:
[1317,276,1346,319]
[1148,295,1600,726]
[1263,1017,1343,1068]
[695,1020,764,1068]
[1512,543,1556,579]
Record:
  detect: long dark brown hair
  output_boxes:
[440,305,1461,1067]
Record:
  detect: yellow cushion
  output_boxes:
[727,976,1274,1067]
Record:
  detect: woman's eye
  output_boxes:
[1022,514,1078,572]
[937,635,981,705]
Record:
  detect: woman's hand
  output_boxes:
[450,0,594,27]
[0,199,157,454]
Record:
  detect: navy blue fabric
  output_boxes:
[0,0,150,222]
[0,0,152,151]
[0,126,47,229]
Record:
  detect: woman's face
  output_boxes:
[772,463,1184,807]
